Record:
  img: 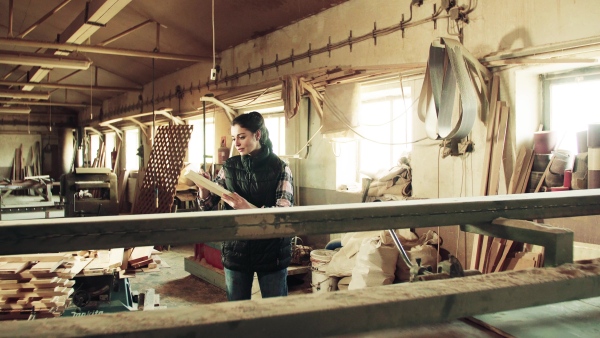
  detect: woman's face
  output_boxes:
[231,124,261,156]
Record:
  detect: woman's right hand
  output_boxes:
[196,171,212,200]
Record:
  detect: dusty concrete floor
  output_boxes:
[128,245,227,307]
[128,244,312,308]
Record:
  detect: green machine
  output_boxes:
[62,271,135,317]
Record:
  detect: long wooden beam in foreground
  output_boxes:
[0,190,598,255]
[2,259,600,337]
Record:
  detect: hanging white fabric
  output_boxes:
[418,38,491,140]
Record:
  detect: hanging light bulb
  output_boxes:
[49,98,52,132]
[90,65,94,120]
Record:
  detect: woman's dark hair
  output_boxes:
[232,111,274,153]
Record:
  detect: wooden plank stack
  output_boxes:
[471,74,508,271]
[0,247,167,320]
[471,74,544,273]
[0,253,78,320]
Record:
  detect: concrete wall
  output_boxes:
[102,0,600,198]
[0,134,41,179]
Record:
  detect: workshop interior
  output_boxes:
[1,0,600,336]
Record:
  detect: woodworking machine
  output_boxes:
[62,271,134,317]
[60,169,118,217]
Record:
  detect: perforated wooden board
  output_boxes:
[132,125,193,214]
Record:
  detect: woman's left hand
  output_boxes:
[221,192,257,209]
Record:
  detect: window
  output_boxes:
[336,79,413,189]
[90,133,100,166]
[188,115,215,171]
[105,132,115,169]
[543,66,600,155]
[263,112,286,155]
[125,128,140,170]
[240,106,287,156]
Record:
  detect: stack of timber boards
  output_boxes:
[0,253,78,320]
[469,74,544,274]
[471,74,510,272]
[121,246,169,278]
[0,247,168,320]
[74,247,168,278]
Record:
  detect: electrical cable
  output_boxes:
[322,95,428,146]
[293,125,322,156]
[229,85,274,109]
[465,0,478,14]
[48,97,52,132]
[90,66,93,120]
[212,0,216,70]
[330,142,341,157]
[360,95,418,127]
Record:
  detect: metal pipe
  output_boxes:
[388,229,413,268]
[0,100,87,108]
[8,0,13,37]
[16,0,72,39]
[0,37,214,62]
[156,22,160,52]
[96,19,153,47]
[480,35,600,63]
[0,80,141,92]
[202,100,206,172]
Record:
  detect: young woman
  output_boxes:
[199,111,294,301]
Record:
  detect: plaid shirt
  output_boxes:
[202,164,294,210]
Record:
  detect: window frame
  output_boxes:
[542,65,600,129]
[335,78,413,189]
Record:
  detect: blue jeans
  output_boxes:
[224,267,288,301]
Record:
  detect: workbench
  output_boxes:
[0,176,53,202]
[0,190,599,337]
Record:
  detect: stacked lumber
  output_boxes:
[120,246,168,278]
[507,146,535,195]
[470,75,544,273]
[0,253,82,320]
[91,142,106,168]
[471,74,511,272]
[475,145,538,273]
[0,248,169,320]
[73,247,167,277]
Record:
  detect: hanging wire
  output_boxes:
[229,85,274,109]
[49,97,52,132]
[323,96,428,146]
[212,0,216,70]
[293,125,323,156]
[90,66,93,120]
[360,95,418,127]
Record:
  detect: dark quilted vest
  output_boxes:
[221,148,292,272]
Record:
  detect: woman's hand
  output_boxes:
[221,192,257,209]
[195,171,211,200]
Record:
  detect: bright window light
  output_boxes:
[238,107,286,155]
[547,78,600,155]
[263,113,285,155]
[188,115,215,171]
[105,132,115,169]
[125,128,140,170]
[90,134,99,166]
[335,80,413,189]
